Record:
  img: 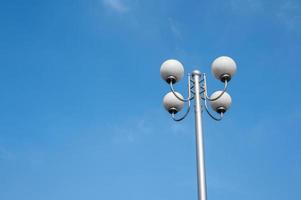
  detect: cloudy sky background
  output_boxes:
[0,0,301,199]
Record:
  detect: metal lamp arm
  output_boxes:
[171,100,191,121]
[170,74,193,121]
[202,73,224,121]
[169,74,194,102]
[203,73,228,101]
[204,97,224,121]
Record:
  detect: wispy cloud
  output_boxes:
[111,118,151,144]
[102,0,129,13]
[169,18,182,40]
[207,173,243,195]
[229,0,301,33]
[276,1,301,32]
[0,144,15,161]
[108,109,190,145]
[230,0,264,13]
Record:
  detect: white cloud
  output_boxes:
[102,0,129,13]
[0,144,15,161]
[230,0,264,13]
[108,109,190,145]
[229,0,301,32]
[276,1,301,32]
[111,117,156,144]
[169,18,182,39]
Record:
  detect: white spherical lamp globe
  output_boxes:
[211,56,237,82]
[210,91,232,113]
[163,92,184,113]
[160,59,184,84]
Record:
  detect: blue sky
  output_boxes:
[0,0,301,199]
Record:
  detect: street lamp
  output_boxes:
[160,56,237,200]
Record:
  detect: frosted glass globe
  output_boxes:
[160,59,184,83]
[210,91,232,113]
[211,56,237,81]
[163,92,184,113]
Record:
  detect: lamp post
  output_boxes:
[160,56,237,200]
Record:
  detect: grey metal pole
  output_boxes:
[192,70,207,200]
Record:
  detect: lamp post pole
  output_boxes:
[192,70,207,200]
[160,56,237,200]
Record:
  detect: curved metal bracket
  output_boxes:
[169,74,194,102]
[204,98,224,121]
[169,73,194,121]
[202,74,225,121]
[171,100,191,121]
[203,73,228,101]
